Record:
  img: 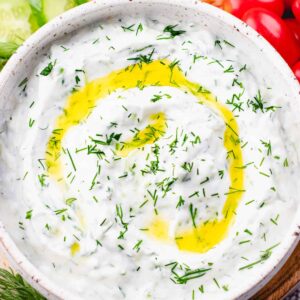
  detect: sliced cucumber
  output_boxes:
[42,0,72,22]
[29,0,89,29]
[0,0,89,44]
[0,41,19,68]
[0,41,19,58]
[0,0,32,69]
[0,0,32,44]
[0,57,8,70]
[0,0,89,70]
[73,0,89,5]
[42,0,89,22]
[28,0,46,29]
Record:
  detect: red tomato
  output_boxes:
[292,0,300,21]
[242,8,300,66]
[285,18,300,43]
[292,61,300,81]
[202,0,225,8]
[284,0,294,9]
[223,0,285,18]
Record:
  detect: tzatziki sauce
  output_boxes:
[0,11,300,300]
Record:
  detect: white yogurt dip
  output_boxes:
[0,12,299,300]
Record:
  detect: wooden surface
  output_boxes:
[252,242,300,300]
[0,242,299,299]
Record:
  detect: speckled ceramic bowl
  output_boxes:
[0,1,299,299]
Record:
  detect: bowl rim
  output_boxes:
[0,0,299,299]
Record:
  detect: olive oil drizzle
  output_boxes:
[116,112,166,158]
[45,59,244,253]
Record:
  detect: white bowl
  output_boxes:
[0,1,299,299]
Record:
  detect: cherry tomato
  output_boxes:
[284,0,294,9]
[223,0,285,18]
[292,0,300,21]
[285,18,300,43]
[292,61,300,81]
[202,0,225,8]
[242,8,300,66]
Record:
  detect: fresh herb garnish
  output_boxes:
[0,269,46,300]
[189,204,198,228]
[25,210,33,220]
[128,48,155,65]
[239,243,280,270]
[40,61,55,76]
[158,25,186,40]
[166,262,211,284]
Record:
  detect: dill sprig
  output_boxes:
[189,204,198,228]
[40,61,56,76]
[127,48,155,64]
[157,25,186,40]
[247,90,281,113]
[239,243,280,270]
[156,177,177,198]
[91,132,122,146]
[116,204,128,239]
[166,262,211,285]
[0,268,46,300]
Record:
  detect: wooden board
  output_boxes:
[0,242,299,299]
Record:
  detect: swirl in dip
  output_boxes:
[0,11,299,300]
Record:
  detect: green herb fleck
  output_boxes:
[40,61,55,76]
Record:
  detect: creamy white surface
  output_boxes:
[0,14,300,300]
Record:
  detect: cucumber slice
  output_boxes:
[73,0,89,5]
[0,0,89,70]
[0,0,89,45]
[29,0,89,29]
[42,0,72,22]
[0,41,18,69]
[28,0,46,29]
[0,57,8,70]
[0,0,32,44]
[0,0,32,69]
[0,41,19,58]
[42,0,89,22]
